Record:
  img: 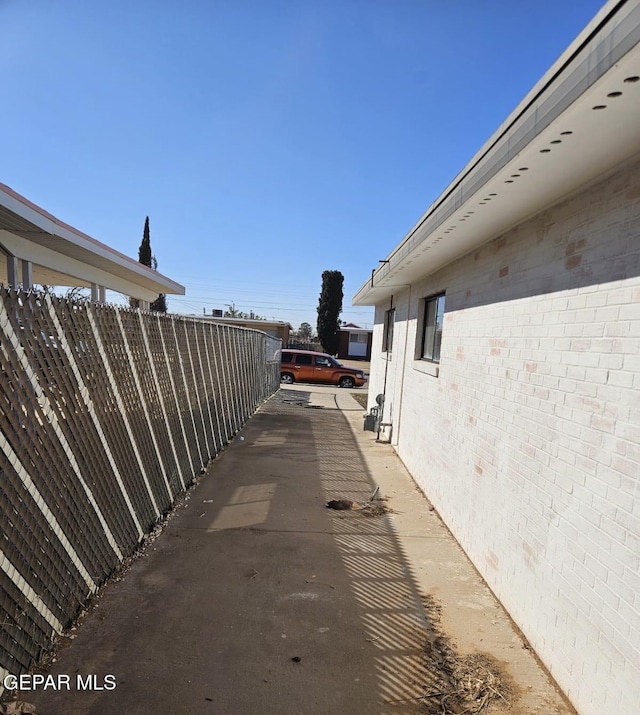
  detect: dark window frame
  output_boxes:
[420,293,445,363]
[382,308,395,353]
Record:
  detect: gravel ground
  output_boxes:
[350,392,368,409]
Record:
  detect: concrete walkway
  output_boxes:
[22,387,574,715]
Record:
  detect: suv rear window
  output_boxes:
[281,353,293,363]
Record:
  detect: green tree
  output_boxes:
[298,322,313,340]
[132,216,167,312]
[139,216,152,266]
[316,270,343,355]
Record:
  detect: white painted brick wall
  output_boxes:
[367,157,640,715]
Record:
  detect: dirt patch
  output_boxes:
[358,500,393,517]
[350,392,368,409]
[420,595,515,714]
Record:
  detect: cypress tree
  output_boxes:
[139,216,152,266]
[133,216,167,312]
[316,270,343,355]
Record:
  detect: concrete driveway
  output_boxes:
[19,386,574,715]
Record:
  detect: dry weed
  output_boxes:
[420,596,514,714]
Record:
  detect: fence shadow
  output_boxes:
[21,387,452,714]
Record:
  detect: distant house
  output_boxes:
[337,323,372,361]
[0,184,184,306]
[353,4,640,715]
[200,316,291,347]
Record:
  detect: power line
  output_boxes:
[170,297,373,312]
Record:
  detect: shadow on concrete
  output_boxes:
[23,388,442,715]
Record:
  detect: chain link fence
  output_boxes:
[0,289,280,684]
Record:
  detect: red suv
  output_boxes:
[280,350,367,388]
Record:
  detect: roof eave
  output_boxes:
[353,0,640,306]
[0,184,185,298]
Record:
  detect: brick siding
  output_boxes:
[368,157,640,715]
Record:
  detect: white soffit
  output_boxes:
[353,0,640,306]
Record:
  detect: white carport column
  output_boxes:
[21,260,33,289]
[6,255,18,287]
[90,284,107,303]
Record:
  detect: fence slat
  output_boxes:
[0,290,280,685]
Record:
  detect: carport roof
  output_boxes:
[0,183,185,302]
[353,0,640,306]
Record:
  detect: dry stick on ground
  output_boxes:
[417,594,514,715]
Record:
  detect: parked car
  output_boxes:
[280,349,367,388]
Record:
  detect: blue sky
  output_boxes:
[1,0,604,330]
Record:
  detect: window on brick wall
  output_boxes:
[420,294,445,362]
[382,308,395,353]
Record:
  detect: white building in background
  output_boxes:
[353,3,640,715]
[0,183,184,306]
